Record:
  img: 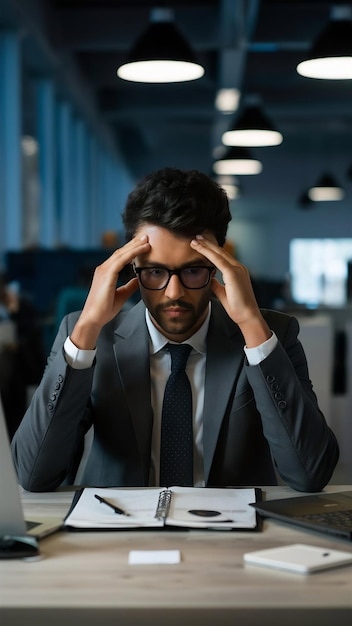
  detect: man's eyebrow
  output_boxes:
[138,261,209,268]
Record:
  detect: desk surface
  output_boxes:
[1,485,352,626]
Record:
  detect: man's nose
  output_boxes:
[164,274,186,298]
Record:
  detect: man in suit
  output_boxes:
[12,168,338,492]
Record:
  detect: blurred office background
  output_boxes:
[0,0,351,479]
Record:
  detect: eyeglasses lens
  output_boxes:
[139,267,212,289]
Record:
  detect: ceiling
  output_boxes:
[2,0,352,218]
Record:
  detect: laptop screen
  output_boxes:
[0,395,27,537]
[0,395,62,548]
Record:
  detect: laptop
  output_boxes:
[251,490,352,541]
[0,395,62,558]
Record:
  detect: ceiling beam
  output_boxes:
[211,0,261,158]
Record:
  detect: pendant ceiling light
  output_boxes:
[215,88,241,114]
[117,9,205,83]
[308,173,345,201]
[297,6,352,79]
[222,103,283,147]
[213,147,262,176]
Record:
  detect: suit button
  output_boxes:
[278,400,287,409]
[50,392,57,401]
[275,392,284,400]
[47,402,54,411]
[271,382,280,391]
[266,375,275,383]
[54,383,60,390]
[58,375,64,383]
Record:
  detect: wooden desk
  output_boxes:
[1,486,352,626]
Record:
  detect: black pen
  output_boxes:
[94,494,130,516]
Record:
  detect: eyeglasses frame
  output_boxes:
[133,264,215,290]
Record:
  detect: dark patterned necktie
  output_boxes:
[160,343,193,487]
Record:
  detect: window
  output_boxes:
[289,239,352,307]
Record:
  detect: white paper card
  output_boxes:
[128,549,181,565]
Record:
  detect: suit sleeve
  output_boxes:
[245,315,339,492]
[11,312,94,491]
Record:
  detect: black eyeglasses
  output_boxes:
[134,265,215,290]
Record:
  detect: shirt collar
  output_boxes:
[145,303,211,356]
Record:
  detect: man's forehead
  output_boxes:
[134,226,210,265]
[134,223,216,242]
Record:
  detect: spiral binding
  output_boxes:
[155,489,172,521]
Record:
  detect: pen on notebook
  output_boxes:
[94,494,130,516]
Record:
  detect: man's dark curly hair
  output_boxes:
[122,167,231,246]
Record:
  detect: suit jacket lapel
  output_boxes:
[203,301,245,483]
[112,301,153,481]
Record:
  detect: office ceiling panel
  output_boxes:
[2,0,352,217]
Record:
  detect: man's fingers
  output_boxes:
[108,236,150,268]
[190,235,236,268]
[94,236,148,284]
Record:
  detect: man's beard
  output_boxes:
[143,293,210,338]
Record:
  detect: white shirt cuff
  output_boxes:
[64,336,96,369]
[244,331,278,365]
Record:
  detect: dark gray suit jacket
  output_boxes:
[12,299,339,492]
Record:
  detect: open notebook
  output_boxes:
[0,395,62,558]
[64,486,262,531]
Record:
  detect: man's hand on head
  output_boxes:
[70,235,150,350]
[190,235,271,347]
